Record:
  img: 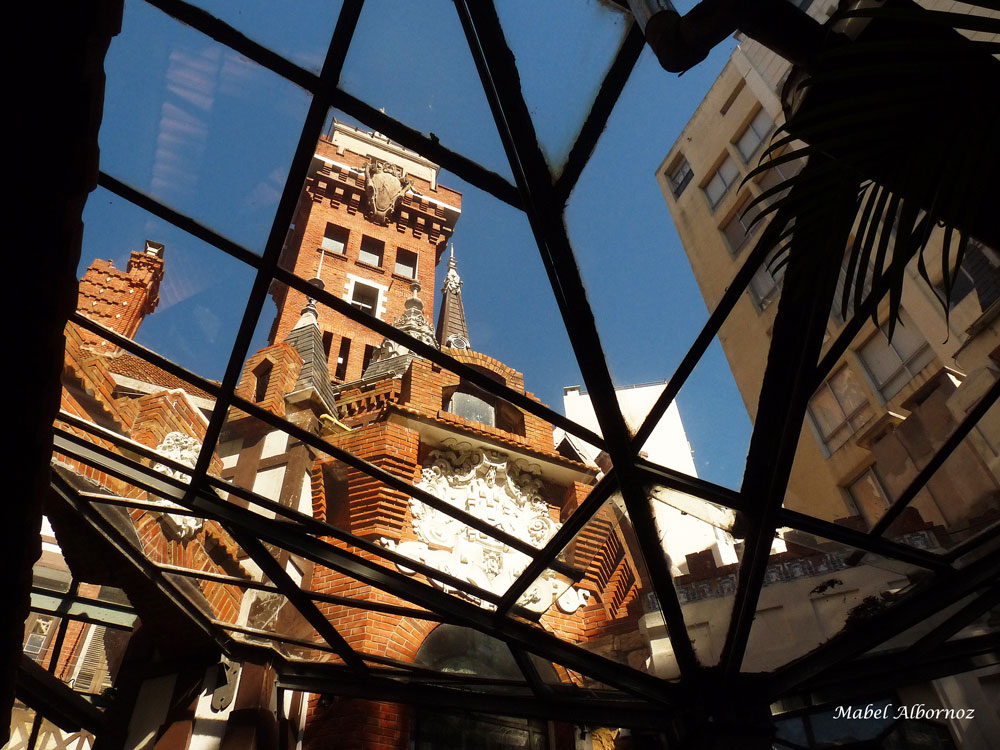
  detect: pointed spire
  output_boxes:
[436,243,470,350]
[283,278,337,415]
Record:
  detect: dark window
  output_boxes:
[446,389,496,427]
[358,235,384,266]
[394,248,418,278]
[253,359,272,402]
[321,223,348,254]
[667,157,694,198]
[361,344,377,373]
[943,239,1000,310]
[350,282,380,315]
[322,330,333,360]
[334,338,351,381]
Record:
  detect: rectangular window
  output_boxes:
[667,157,694,198]
[334,338,351,381]
[358,236,384,267]
[721,197,764,255]
[735,108,775,162]
[720,79,745,116]
[703,156,740,208]
[321,223,348,254]
[350,282,380,316]
[808,366,875,453]
[749,245,786,309]
[394,249,418,279]
[756,156,803,203]
[24,615,53,661]
[322,330,333,360]
[858,309,936,400]
[847,467,891,529]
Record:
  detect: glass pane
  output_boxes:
[339,1,514,181]
[887,394,1000,554]
[180,0,343,73]
[743,529,927,672]
[79,185,258,382]
[101,1,312,251]
[495,0,630,174]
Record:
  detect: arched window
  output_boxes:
[413,625,553,749]
[443,378,525,435]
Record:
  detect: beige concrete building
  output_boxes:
[654,2,1000,745]
[657,0,1000,545]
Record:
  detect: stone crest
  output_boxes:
[363,157,413,224]
[151,432,204,540]
[380,442,590,615]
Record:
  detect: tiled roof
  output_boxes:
[103,352,217,401]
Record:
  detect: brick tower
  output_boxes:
[269,122,462,384]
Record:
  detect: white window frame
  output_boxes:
[343,274,388,320]
[394,248,418,279]
[703,155,740,209]
[667,157,694,198]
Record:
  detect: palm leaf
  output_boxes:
[737,0,1000,336]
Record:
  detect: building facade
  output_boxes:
[15,124,684,750]
[656,2,1000,745]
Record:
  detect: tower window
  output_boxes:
[321,223,348,254]
[334,338,351,381]
[350,282,380,316]
[253,359,273,402]
[394,248,418,279]
[322,330,334,359]
[358,235,384,267]
[443,381,525,435]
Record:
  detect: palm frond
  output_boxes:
[736,0,1000,337]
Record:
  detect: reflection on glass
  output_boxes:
[495,0,630,173]
[101,1,312,250]
[339,1,513,180]
[180,0,343,73]
[743,530,925,672]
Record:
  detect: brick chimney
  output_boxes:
[76,240,165,351]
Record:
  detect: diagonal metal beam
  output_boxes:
[631,220,785,454]
[227,528,369,674]
[776,508,951,573]
[183,0,365,501]
[454,0,699,678]
[870,374,1000,537]
[15,655,105,735]
[909,582,1000,656]
[719,158,857,678]
[766,545,1000,698]
[552,22,646,205]
[496,471,618,614]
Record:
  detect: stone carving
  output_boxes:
[363,157,413,224]
[379,442,590,615]
[151,431,204,540]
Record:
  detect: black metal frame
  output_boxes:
[35,0,1000,738]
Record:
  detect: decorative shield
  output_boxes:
[363,156,413,224]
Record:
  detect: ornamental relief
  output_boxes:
[150,431,205,541]
[379,442,590,615]
[363,156,413,224]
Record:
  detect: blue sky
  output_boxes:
[81,0,751,490]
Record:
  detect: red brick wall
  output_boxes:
[231,344,303,421]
